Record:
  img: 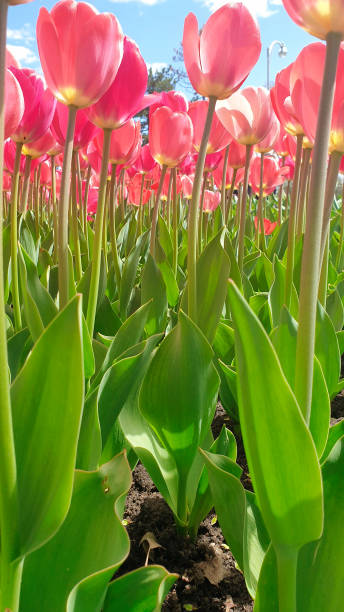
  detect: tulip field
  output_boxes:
[2,0,344,610]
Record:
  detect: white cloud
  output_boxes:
[7,44,39,66]
[200,0,283,18]
[110,0,164,5]
[147,62,168,73]
[7,23,34,43]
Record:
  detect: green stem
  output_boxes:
[58,104,77,309]
[166,169,173,230]
[284,134,303,309]
[136,173,145,239]
[318,234,329,307]
[21,155,31,214]
[50,155,58,264]
[188,95,216,322]
[320,149,342,265]
[86,128,112,337]
[296,147,312,239]
[109,164,121,292]
[172,168,178,277]
[276,547,298,612]
[237,144,252,274]
[221,144,230,222]
[82,161,91,260]
[256,152,266,250]
[0,3,22,609]
[295,32,341,424]
[71,151,82,282]
[149,164,167,257]
[10,141,23,330]
[226,167,237,225]
[198,171,208,253]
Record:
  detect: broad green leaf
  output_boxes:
[158,214,173,265]
[120,231,148,319]
[213,322,235,365]
[322,420,344,463]
[103,565,177,612]
[20,453,131,612]
[141,254,168,335]
[76,254,106,317]
[76,388,102,471]
[224,233,242,292]
[182,230,230,343]
[94,295,122,337]
[315,301,341,398]
[268,256,298,327]
[11,297,84,557]
[201,450,245,568]
[188,427,237,537]
[227,281,323,552]
[217,360,239,421]
[7,328,30,381]
[156,242,179,307]
[82,313,95,379]
[326,288,344,332]
[91,300,152,390]
[243,492,270,598]
[267,218,289,260]
[140,312,219,520]
[271,307,330,458]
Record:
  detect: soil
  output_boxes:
[116,388,344,612]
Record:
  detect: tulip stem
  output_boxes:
[50,155,58,264]
[58,104,77,309]
[296,147,311,239]
[0,3,22,609]
[172,168,178,277]
[71,151,82,282]
[237,144,252,274]
[256,152,266,250]
[335,180,344,268]
[226,167,237,225]
[221,144,229,222]
[295,32,341,424]
[21,155,32,214]
[109,164,121,292]
[82,161,91,260]
[150,164,167,257]
[284,134,303,309]
[188,95,216,321]
[86,128,112,337]
[10,141,23,330]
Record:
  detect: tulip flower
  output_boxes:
[37,0,123,108]
[181,174,193,200]
[95,120,141,166]
[4,69,24,140]
[188,100,231,154]
[6,48,19,69]
[149,90,188,117]
[203,190,221,212]
[149,106,193,169]
[282,0,344,41]
[133,144,157,174]
[9,68,56,144]
[51,102,97,151]
[183,3,261,100]
[250,155,288,197]
[183,2,261,321]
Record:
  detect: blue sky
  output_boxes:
[7,0,316,96]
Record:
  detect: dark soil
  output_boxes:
[117,387,344,611]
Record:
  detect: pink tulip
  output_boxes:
[181,174,193,199]
[149,90,188,117]
[204,151,223,173]
[228,140,248,169]
[36,0,123,108]
[149,106,193,168]
[188,100,231,153]
[282,0,344,40]
[22,129,59,158]
[179,153,196,176]
[127,174,151,207]
[9,68,56,143]
[271,65,304,137]
[4,140,26,174]
[183,3,261,99]
[273,130,296,158]
[255,111,280,153]
[51,102,97,150]
[87,36,153,129]
[4,69,24,140]
[217,87,275,146]
[213,153,234,190]
[203,190,221,212]
[132,144,157,174]
[95,119,141,166]
[250,155,289,196]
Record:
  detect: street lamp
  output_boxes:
[266,40,288,89]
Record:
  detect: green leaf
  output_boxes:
[7,328,31,381]
[11,296,84,557]
[268,256,298,328]
[76,254,106,317]
[120,231,148,319]
[141,254,168,335]
[139,311,219,522]
[182,230,230,343]
[326,288,344,332]
[82,313,95,379]
[20,453,131,612]
[156,242,179,307]
[316,301,341,398]
[103,565,178,612]
[158,214,173,265]
[227,281,323,552]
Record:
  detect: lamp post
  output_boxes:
[267,40,288,89]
